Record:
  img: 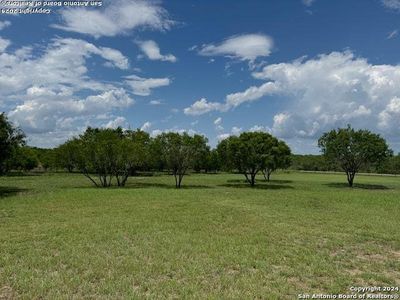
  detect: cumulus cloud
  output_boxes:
[183,82,280,115]
[187,51,400,145]
[382,0,400,10]
[9,88,133,134]
[379,97,400,131]
[0,21,11,31]
[0,37,10,52]
[105,116,129,129]
[0,37,134,147]
[216,126,242,141]
[0,38,129,99]
[53,0,173,38]
[125,75,171,96]
[197,34,274,62]
[136,40,176,62]
[253,51,400,139]
[140,121,152,132]
[183,98,224,116]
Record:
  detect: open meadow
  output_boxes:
[0,172,399,299]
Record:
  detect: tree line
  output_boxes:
[1,112,398,187]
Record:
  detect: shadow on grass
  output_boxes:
[0,186,28,198]
[226,179,293,184]
[127,182,212,189]
[5,172,42,177]
[325,182,390,190]
[77,182,213,190]
[219,183,294,190]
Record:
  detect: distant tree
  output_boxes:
[55,139,81,172]
[205,149,221,173]
[192,135,210,173]
[32,147,56,170]
[289,155,329,172]
[114,129,150,187]
[0,113,25,175]
[223,132,281,186]
[376,154,400,175]
[149,137,165,171]
[318,126,391,187]
[262,140,291,181]
[157,132,206,188]
[10,147,38,171]
[216,138,231,171]
[75,127,123,187]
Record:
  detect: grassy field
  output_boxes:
[0,171,399,299]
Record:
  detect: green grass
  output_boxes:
[0,171,399,299]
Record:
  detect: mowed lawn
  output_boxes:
[0,172,399,299]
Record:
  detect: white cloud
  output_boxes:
[231,126,242,135]
[136,40,176,62]
[216,126,242,141]
[225,81,281,108]
[183,82,280,115]
[0,21,11,31]
[0,37,135,147]
[149,100,163,105]
[150,127,198,138]
[125,75,171,96]
[251,51,400,139]
[183,98,224,116]
[9,88,134,135]
[105,116,129,129]
[214,117,222,125]
[214,117,223,132]
[379,97,400,131]
[197,34,274,62]
[187,51,400,147]
[0,38,129,99]
[0,37,10,52]
[249,125,271,132]
[382,0,400,10]
[387,29,398,39]
[216,133,231,141]
[302,0,315,6]
[53,0,173,38]
[140,121,152,132]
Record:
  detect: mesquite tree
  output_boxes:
[318,126,391,187]
[223,132,283,186]
[157,132,206,188]
[0,113,25,175]
[114,130,150,187]
[262,140,291,181]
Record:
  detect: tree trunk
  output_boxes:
[174,172,179,188]
[251,173,256,187]
[178,173,184,188]
[244,173,251,185]
[83,171,99,187]
[346,171,356,187]
[262,169,272,182]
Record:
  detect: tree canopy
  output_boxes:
[318,126,391,187]
[0,113,25,175]
[219,132,288,186]
[156,132,208,188]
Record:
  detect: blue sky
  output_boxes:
[1,0,400,153]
